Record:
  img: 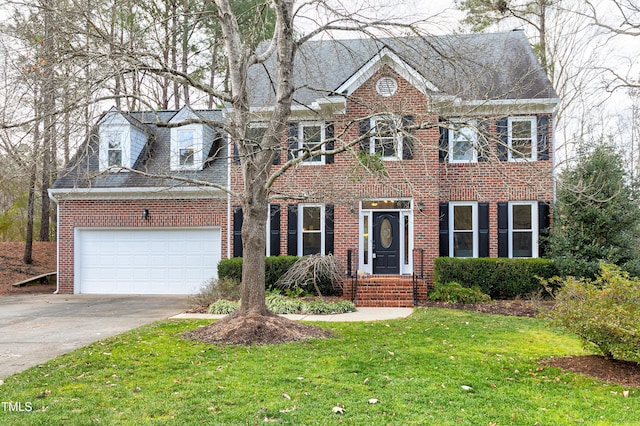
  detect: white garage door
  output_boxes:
[76,228,221,294]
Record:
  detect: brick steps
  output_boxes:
[351,276,416,307]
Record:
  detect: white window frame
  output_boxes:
[298,204,325,256]
[508,201,538,258]
[448,122,478,163]
[177,129,196,167]
[449,202,478,258]
[297,122,325,165]
[106,131,124,168]
[370,116,403,161]
[99,128,130,172]
[508,117,536,162]
[170,124,203,171]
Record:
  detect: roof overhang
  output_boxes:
[48,186,226,202]
[434,97,561,116]
[336,47,439,97]
[249,95,347,121]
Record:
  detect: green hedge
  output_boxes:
[433,257,559,299]
[218,256,328,293]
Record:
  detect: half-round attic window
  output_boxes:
[376,77,398,97]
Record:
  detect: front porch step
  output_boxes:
[352,276,415,308]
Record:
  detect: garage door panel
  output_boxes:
[77,228,220,294]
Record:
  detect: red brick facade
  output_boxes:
[230,66,554,306]
[55,197,228,294]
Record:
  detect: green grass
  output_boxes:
[1,308,638,425]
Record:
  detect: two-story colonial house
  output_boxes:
[50,30,558,306]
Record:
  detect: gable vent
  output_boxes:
[376,77,398,97]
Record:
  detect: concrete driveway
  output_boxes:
[0,294,191,379]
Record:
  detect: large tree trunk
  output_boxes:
[238,191,269,316]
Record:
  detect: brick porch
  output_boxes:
[346,275,423,308]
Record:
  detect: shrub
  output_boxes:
[207,294,356,316]
[217,256,300,290]
[208,299,240,315]
[302,299,356,315]
[276,254,341,296]
[191,277,241,307]
[543,264,640,362]
[433,257,558,299]
[265,292,304,314]
[428,282,491,304]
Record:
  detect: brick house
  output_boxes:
[50,31,558,305]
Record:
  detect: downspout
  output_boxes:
[47,188,60,294]
[226,132,232,260]
[552,112,557,204]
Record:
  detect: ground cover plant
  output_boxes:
[1,309,638,425]
[208,293,356,315]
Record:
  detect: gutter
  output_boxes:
[48,186,226,201]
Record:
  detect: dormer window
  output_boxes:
[98,108,148,173]
[169,107,215,171]
[106,132,124,167]
[178,130,195,166]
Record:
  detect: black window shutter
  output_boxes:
[233,206,243,257]
[325,122,334,164]
[496,118,509,161]
[287,204,298,256]
[288,122,298,161]
[497,202,509,257]
[478,202,489,257]
[325,204,334,255]
[359,119,370,153]
[402,115,414,160]
[439,202,449,257]
[269,204,281,256]
[477,121,489,162]
[438,118,448,163]
[538,201,551,257]
[537,115,550,161]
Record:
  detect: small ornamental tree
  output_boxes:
[549,144,640,277]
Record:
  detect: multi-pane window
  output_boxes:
[300,124,323,164]
[370,117,402,160]
[450,203,477,257]
[105,132,123,167]
[178,130,195,166]
[449,125,477,163]
[510,202,537,257]
[299,205,323,255]
[508,117,536,161]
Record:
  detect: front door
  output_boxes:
[372,212,400,274]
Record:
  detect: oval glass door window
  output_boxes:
[380,218,393,249]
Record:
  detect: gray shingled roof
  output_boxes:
[248,31,557,108]
[52,110,227,190]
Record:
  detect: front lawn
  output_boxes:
[1,308,638,425]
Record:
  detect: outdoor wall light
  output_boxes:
[417,201,424,213]
[142,209,150,220]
